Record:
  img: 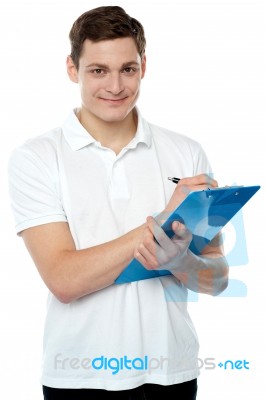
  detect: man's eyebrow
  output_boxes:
[121,61,140,68]
[85,61,140,69]
[85,63,108,69]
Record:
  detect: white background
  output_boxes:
[0,0,265,399]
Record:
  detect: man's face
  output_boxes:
[67,37,146,123]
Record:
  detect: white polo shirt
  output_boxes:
[8,108,212,390]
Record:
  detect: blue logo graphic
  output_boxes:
[217,359,250,370]
[164,205,250,302]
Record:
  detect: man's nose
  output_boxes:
[106,72,125,94]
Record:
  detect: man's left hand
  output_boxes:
[134,216,192,271]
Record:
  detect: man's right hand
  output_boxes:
[164,173,218,213]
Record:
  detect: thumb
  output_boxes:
[172,221,192,241]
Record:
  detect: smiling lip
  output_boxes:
[100,97,128,103]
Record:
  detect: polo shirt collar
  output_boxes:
[62,107,152,151]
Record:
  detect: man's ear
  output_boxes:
[66,56,79,83]
[141,55,146,79]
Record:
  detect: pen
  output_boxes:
[168,177,180,184]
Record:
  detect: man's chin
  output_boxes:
[98,109,134,123]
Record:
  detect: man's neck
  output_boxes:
[77,107,138,155]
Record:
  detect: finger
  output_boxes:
[146,216,172,248]
[176,182,215,199]
[172,221,192,241]
[134,223,160,268]
[135,247,159,270]
[179,173,218,188]
[141,223,157,253]
[137,241,158,264]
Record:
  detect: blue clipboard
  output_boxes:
[115,185,261,284]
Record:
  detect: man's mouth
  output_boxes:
[99,97,128,103]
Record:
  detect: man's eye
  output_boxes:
[123,67,136,73]
[92,69,104,74]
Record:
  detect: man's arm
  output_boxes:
[21,173,222,303]
[21,222,145,304]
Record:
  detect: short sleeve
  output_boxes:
[8,146,67,235]
[192,143,213,178]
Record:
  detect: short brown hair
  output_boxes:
[69,6,146,69]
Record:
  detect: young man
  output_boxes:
[8,6,228,400]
